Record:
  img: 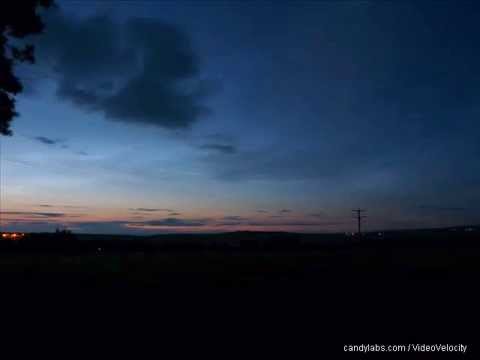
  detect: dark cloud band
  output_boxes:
[34,11,211,130]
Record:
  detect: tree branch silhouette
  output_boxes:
[0,0,53,136]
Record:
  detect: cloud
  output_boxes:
[35,11,211,129]
[37,204,88,209]
[213,214,344,228]
[203,133,235,144]
[31,136,86,155]
[63,205,89,209]
[417,206,468,212]
[309,212,327,218]
[202,146,386,182]
[2,221,62,233]
[4,159,36,167]
[279,209,292,214]
[66,218,210,233]
[32,136,63,146]
[250,221,343,227]
[3,214,347,234]
[129,208,174,213]
[223,216,247,221]
[69,221,130,234]
[1,211,66,218]
[132,218,210,227]
[189,2,480,189]
[199,144,237,154]
[215,218,345,228]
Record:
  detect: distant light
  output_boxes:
[11,233,17,238]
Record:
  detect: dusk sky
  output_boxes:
[1,0,480,234]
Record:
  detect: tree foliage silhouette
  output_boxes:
[0,0,53,136]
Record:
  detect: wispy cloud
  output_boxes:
[1,211,67,218]
[62,205,89,209]
[3,215,346,234]
[417,205,468,212]
[130,218,210,227]
[216,218,345,228]
[35,204,88,210]
[129,208,174,213]
[4,158,36,167]
[309,212,327,218]
[199,143,237,154]
[30,136,89,156]
[223,216,247,221]
[33,136,64,146]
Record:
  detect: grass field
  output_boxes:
[1,231,479,357]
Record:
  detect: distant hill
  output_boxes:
[0,225,478,254]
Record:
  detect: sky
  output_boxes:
[1,0,480,234]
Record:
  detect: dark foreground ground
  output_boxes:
[1,228,479,357]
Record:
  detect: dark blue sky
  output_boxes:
[2,0,480,233]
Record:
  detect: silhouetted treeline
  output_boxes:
[0,227,478,256]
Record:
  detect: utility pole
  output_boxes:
[352,209,366,236]
[0,136,2,235]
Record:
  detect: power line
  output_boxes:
[352,208,366,236]
[0,138,1,233]
[0,136,3,233]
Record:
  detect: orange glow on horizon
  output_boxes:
[1,232,25,240]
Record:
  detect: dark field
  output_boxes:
[1,229,479,357]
